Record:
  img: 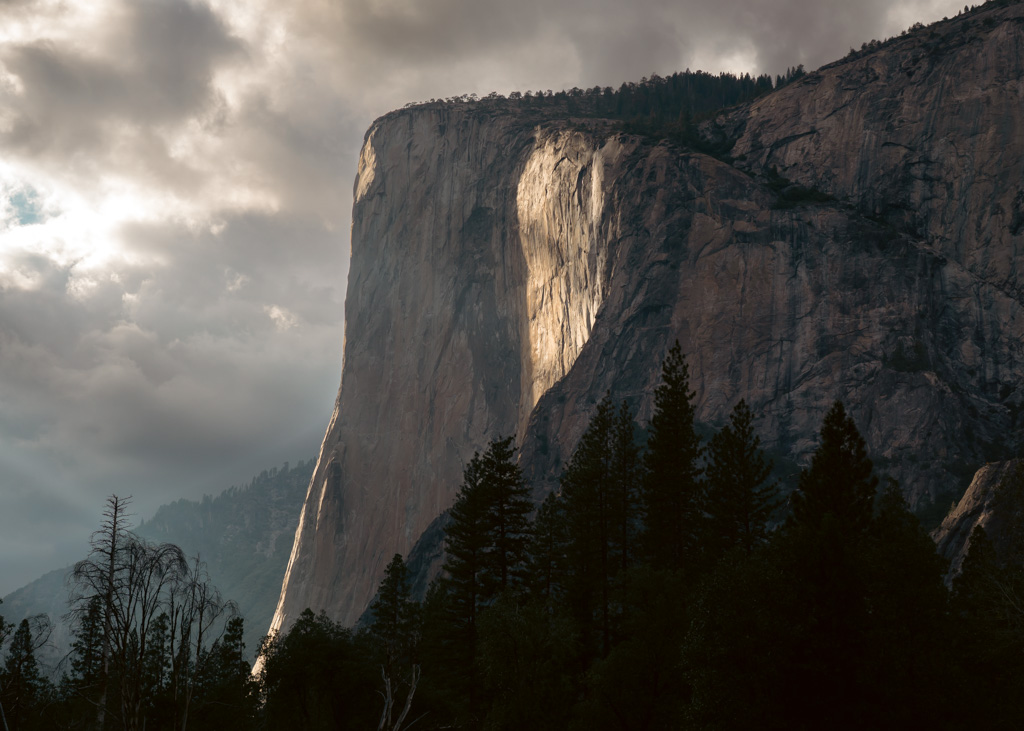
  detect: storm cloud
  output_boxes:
[0,0,967,592]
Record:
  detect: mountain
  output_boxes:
[269,0,1024,632]
[2,459,312,672]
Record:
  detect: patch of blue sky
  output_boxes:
[7,186,44,226]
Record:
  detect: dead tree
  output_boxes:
[378,664,421,731]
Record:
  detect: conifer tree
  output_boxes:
[479,436,533,596]
[561,396,615,656]
[610,400,643,575]
[67,595,105,697]
[953,525,1000,612]
[856,480,952,727]
[789,400,878,533]
[0,619,48,731]
[642,342,703,572]
[369,556,421,731]
[69,494,133,731]
[444,436,532,611]
[527,492,570,604]
[560,395,642,657]
[370,554,419,677]
[780,402,880,726]
[197,617,257,731]
[704,399,777,558]
[438,436,532,721]
[439,473,490,721]
[140,612,170,726]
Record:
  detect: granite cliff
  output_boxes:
[270,1,1024,630]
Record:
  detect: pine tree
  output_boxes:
[0,619,47,731]
[642,342,703,572]
[856,480,953,728]
[370,557,421,731]
[439,436,532,722]
[444,436,532,611]
[610,400,643,576]
[69,495,134,731]
[258,609,378,730]
[196,617,257,731]
[789,400,878,534]
[949,525,1024,726]
[369,554,419,677]
[953,525,1000,612]
[561,396,615,656]
[560,395,642,657]
[140,612,170,727]
[779,402,880,726]
[527,492,570,604]
[479,436,533,596]
[67,595,105,696]
[445,461,492,637]
[704,399,778,558]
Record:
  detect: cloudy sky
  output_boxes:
[0,0,968,593]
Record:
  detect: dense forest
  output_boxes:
[404,68,789,155]
[5,343,1024,729]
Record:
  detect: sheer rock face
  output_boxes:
[270,4,1024,630]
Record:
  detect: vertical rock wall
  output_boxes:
[269,110,627,630]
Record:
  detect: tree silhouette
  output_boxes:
[642,342,703,573]
[704,399,778,559]
[789,401,878,534]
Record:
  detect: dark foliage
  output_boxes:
[559,396,643,659]
[703,398,778,560]
[257,609,378,730]
[642,342,703,573]
[0,619,51,731]
[789,400,879,534]
[20,336,1024,729]
[410,70,778,156]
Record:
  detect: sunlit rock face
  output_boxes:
[933,459,1023,579]
[269,110,617,630]
[270,3,1024,630]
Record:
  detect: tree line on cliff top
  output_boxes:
[405,67,808,154]
[5,342,1024,729]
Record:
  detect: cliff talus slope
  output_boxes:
[271,2,1024,630]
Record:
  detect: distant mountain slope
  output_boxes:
[2,459,312,672]
[135,459,314,656]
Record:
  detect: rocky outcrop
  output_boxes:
[934,459,1024,578]
[269,2,1024,631]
